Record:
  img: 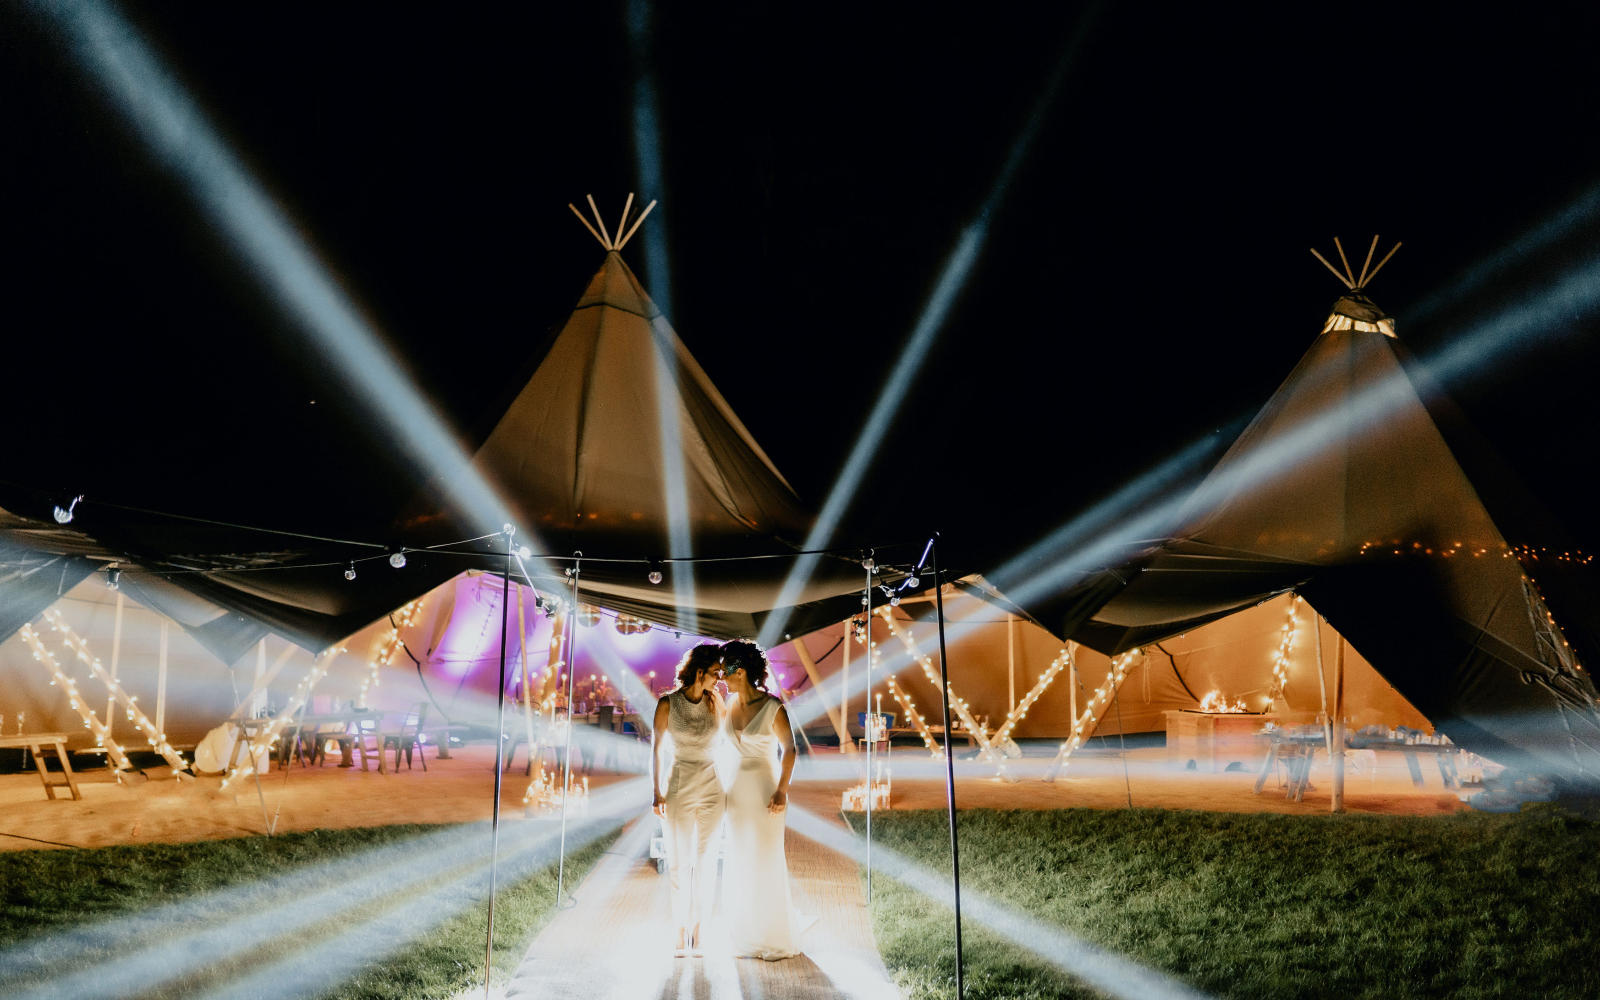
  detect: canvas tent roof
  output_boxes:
[456,249,872,638]
[0,245,873,663]
[1045,290,1600,777]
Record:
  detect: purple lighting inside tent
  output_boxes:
[399,573,808,707]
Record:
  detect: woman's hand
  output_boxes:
[768,788,787,814]
[653,792,667,817]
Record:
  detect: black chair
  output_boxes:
[386,703,428,771]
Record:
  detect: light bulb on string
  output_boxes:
[388,550,407,569]
[52,495,83,524]
[344,562,357,581]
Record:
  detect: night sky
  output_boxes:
[4,2,1598,582]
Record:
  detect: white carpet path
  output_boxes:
[504,815,902,1000]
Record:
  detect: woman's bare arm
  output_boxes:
[652,696,671,815]
[770,704,796,813]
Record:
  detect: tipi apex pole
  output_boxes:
[556,553,582,906]
[863,557,875,905]
[485,527,514,998]
[930,534,965,1000]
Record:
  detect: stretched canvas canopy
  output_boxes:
[1054,287,1600,777]
[785,582,1427,747]
[0,218,870,660]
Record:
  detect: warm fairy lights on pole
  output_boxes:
[221,652,337,791]
[522,760,588,812]
[1268,595,1303,703]
[875,606,1007,775]
[41,609,190,777]
[884,675,940,757]
[360,598,423,708]
[524,603,570,806]
[18,622,135,774]
[990,642,1076,769]
[1043,648,1142,782]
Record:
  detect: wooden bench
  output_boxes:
[0,732,82,801]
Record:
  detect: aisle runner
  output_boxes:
[506,816,900,1000]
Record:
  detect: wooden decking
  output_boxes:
[506,816,901,1000]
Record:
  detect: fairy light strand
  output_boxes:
[41,609,189,777]
[1267,594,1302,703]
[361,598,424,708]
[17,622,136,774]
[220,653,335,791]
[990,642,1077,770]
[1043,648,1142,782]
[875,606,1007,775]
[884,675,941,757]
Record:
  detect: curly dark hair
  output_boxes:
[719,639,770,692]
[675,643,723,689]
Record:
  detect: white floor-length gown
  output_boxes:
[663,688,724,933]
[721,695,802,960]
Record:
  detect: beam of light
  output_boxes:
[34,2,576,592]
[786,804,1210,1000]
[1408,180,1600,325]
[201,782,650,1000]
[0,779,646,1000]
[477,816,680,1000]
[755,6,1105,650]
[982,432,1227,603]
[625,0,699,634]
[982,246,1600,618]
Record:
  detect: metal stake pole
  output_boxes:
[485,529,514,997]
[863,560,875,905]
[931,535,965,999]
[556,554,582,904]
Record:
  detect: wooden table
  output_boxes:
[0,732,81,801]
[292,711,389,772]
[1347,738,1461,788]
[1165,710,1272,772]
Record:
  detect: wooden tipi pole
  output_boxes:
[1331,634,1346,813]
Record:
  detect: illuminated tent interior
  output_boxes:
[1033,282,1600,778]
[0,562,739,765]
[785,581,1428,752]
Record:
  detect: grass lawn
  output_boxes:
[865,806,1600,1000]
[0,820,619,999]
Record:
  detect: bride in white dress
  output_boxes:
[652,644,725,956]
[717,639,803,960]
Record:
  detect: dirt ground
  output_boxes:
[0,738,1471,852]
